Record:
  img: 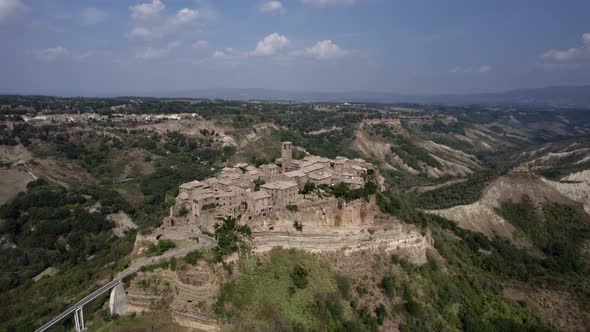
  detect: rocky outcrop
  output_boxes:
[251,198,375,230]
[430,200,516,240]
[419,140,481,177]
[543,170,590,215]
[251,225,432,265]
[250,198,433,265]
[428,174,583,247]
[107,212,137,237]
[32,267,59,282]
[125,263,221,331]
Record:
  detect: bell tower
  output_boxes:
[281,141,292,172]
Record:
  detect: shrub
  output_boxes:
[291,264,308,289]
[375,304,387,325]
[335,275,352,299]
[380,275,395,298]
[183,250,203,265]
[178,206,189,216]
[202,203,217,211]
[293,220,303,232]
[254,178,265,191]
[300,182,315,195]
[213,216,251,260]
[146,239,176,256]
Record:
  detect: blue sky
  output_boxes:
[1,0,589,95]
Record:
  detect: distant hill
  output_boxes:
[430,86,590,108]
[7,85,590,108]
[168,85,590,108]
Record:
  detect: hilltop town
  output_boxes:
[165,142,380,230]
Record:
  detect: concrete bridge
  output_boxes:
[34,235,216,332]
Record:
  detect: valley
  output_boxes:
[1,97,589,331]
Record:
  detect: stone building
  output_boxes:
[260,180,298,208]
[308,169,335,185]
[260,164,280,181]
[283,170,308,189]
[246,191,271,215]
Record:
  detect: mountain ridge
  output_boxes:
[3,85,590,108]
[136,85,590,108]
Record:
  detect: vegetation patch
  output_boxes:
[497,197,590,273]
[146,239,176,257]
[415,169,504,209]
[378,189,590,316]
[212,216,251,261]
[0,179,133,292]
[214,248,386,331]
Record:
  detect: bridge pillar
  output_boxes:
[109,281,127,316]
[73,306,85,331]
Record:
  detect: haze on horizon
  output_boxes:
[1,0,590,96]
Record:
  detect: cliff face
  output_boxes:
[250,198,433,265]
[253,198,374,230]
[125,262,222,331]
[543,170,590,215]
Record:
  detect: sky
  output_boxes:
[1,0,590,96]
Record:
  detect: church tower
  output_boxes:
[281,141,292,172]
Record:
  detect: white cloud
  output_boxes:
[175,8,200,24]
[212,50,225,58]
[75,49,115,62]
[129,0,164,20]
[127,1,203,41]
[542,48,584,62]
[0,0,24,22]
[259,1,286,15]
[127,26,163,40]
[449,65,492,74]
[137,41,181,60]
[138,47,168,60]
[80,7,108,25]
[210,36,348,62]
[252,33,289,56]
[77,51,95,60]
[210,48,247,63]
[541,33,590,64]
[168,40,181,48]
[192,40,209,50]
[33,46,69,61]
[302,0,357,7]
[304,40,346,59]
[477,65,491,73]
